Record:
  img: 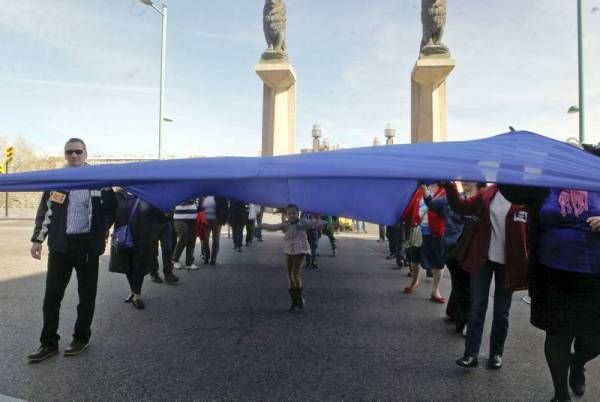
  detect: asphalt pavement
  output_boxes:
[0,219,598,401]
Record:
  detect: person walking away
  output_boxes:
[172,198,199,270]
[385,224,397,260]
[258,204,332,312]
[378,224,386,242]
[28,138,116,362]
[254,206,265,241]
[321,214,337,256]
[109,190,167,310]
[443,181,528,370]
[150,209,179,284]
[198,196,229,265]
[229,200,249,252]
[246,203,260,246]
[402,183,447,303]
[301,211,320,269]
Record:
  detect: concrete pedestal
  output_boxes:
[411,57,455,143]
[255,63,297,156]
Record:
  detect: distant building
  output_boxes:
[87,156,155,166]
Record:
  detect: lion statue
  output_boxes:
[420,0,449,56]
[262,0,287,60]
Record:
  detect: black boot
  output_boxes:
[288,288,296,312]
[569,361,586,397]
[296,287,305,309]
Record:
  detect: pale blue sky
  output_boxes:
[1,0,599,157]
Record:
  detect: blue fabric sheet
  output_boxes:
[1,131,599,225]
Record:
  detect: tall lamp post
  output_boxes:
[139,0,168,159]
[568,0,593,144]
[576,0,585,143]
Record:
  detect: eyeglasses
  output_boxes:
[65,149,84,155]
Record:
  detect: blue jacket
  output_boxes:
[424,195,464,246]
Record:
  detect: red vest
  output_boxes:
[402,187,446,237]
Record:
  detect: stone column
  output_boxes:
[255,62,297,156]
[410,57,455,143]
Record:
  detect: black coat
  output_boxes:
[228,201,249,226]
[109,191,168,276]
[32,188,116,256]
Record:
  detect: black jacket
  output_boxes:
[31,188,116,256]
[108,191,168,275]
[228,201,249,225]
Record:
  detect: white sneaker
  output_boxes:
[173,262,182,270]
[186,264,199,270]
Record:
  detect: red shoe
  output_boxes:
[403,283,420,294]
[430,295,446,304]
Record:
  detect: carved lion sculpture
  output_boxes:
[420,0,448,54]
[263,0,287,57]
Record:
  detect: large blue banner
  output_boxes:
[0,131,598,224]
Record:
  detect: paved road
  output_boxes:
[0,219,598,401]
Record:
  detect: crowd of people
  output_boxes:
[382,169,600,401]
[25,137,600,402]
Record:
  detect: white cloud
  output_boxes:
[0,76,157,95]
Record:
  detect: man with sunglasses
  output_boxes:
[28,138,116,362]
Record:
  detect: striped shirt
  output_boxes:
[66,190,91,234]
[174,199,198,220]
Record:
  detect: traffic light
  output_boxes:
[0,164,4,174]
[4,146,14,162]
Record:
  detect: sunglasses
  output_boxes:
[65,149,84,155]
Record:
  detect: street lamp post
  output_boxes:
[577,0,585,143]
[139,0,168,159]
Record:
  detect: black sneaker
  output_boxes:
[164,272,179,284]
[64,340,89,356]
[456,355,478,368]
[150,273,163,283]
[487,355,503,370]
[209,259,217,266]
[28,346,58,362]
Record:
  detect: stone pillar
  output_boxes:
[255,62,297,156]
[411,57,455,143]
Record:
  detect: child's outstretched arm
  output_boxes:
[258,222,286,232]
[300,219,333,232]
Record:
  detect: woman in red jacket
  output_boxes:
[402,183,447,303]
[443,182,529,370]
